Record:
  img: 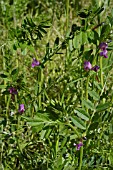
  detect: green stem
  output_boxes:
[100,57,104,103]
[65,0,69,69]
[38,67,43,109]
[86,76,89,100]
[79,75,90,170]
[85,110,95,135]
[66,0,69,31]
[6,95,11,117]
[15,95,18,111]
[98,122,105,147]
[81,79,83,97]
[2,48,7,104]
[86,75,90,112]
[67,123,80,138]
[100,57,103,87]
[78,145,83,170]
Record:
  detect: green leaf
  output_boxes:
[22,113,50,122]
[19,143,28,152]
[74,108,90,121]
[89,122,99,130]
[21,116,36,122]
[0,74,8,78]
[0,85,7,89]
[73,33,80,49]
[95,7,104,15]
[54,37,59,46]
[82,99,95,110]
[32,124,44,133]
[38,26,47,34]
[71,116,86,130]
[28,45,35,53]
[93,6,104,19]
[78,10,91,18]
[69,39,73,51]
[81,31,88,44]
[11,68,19,75]
[83,49,93,60]
[100,24,110,41]
[61,137,68,149]
[94,81,103,91]
[67,78,83,86]
[27,122,45,126]
[45,128,52,138]
[93,30,99,41]
[96,102,111,112]
[34,113,50,121]
[21,48,27,55]
[88,89,100,100]
[101,24,110,36]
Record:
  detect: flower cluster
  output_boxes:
[99,42,108,58]
[8,58,40,114]
[84,42,108,72]
[84,61,100,72]
[8,87,25,113]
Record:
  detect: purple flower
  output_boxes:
[99,42,108,58]
[84,61,92,71]
[18,104,25,113]
[74,142,83,150]
[31,58,40,68]
[99,42,108,51]
[9,87,18,95]
[91,65,100,72]
[100,50,108,58]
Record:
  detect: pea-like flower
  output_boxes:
[18,104,25,113]
[9,87,18,95]
[91,65,100,72]
[99,42,108,58]
[84,61,92,71]
[31,58,40,68]
[100,50,108,58]
[99,42,108,51]
[74,142,83,150]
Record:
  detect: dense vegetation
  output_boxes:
[0,0,113,169]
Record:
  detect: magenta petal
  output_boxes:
[99,42,108,50]
[91,65,100,72]
[18,104,25,113]
[104,55,108,58]
[100,50,108,58]
[31,58,40,68]
[9,87,18,95]
[100,51,104,56]
[76,142,83,150]
[74,142,83,150]
[102,50,107,55]
[84,61,92,71]
[31,63,35,68]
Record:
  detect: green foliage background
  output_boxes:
[0,0,113,169]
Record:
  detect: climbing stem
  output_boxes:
[65,0,69,69]
[86,75,90,112]
[78,144,83,170]
[67,123,80,138]
[100,57,103,87]
[38,67,43,109]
